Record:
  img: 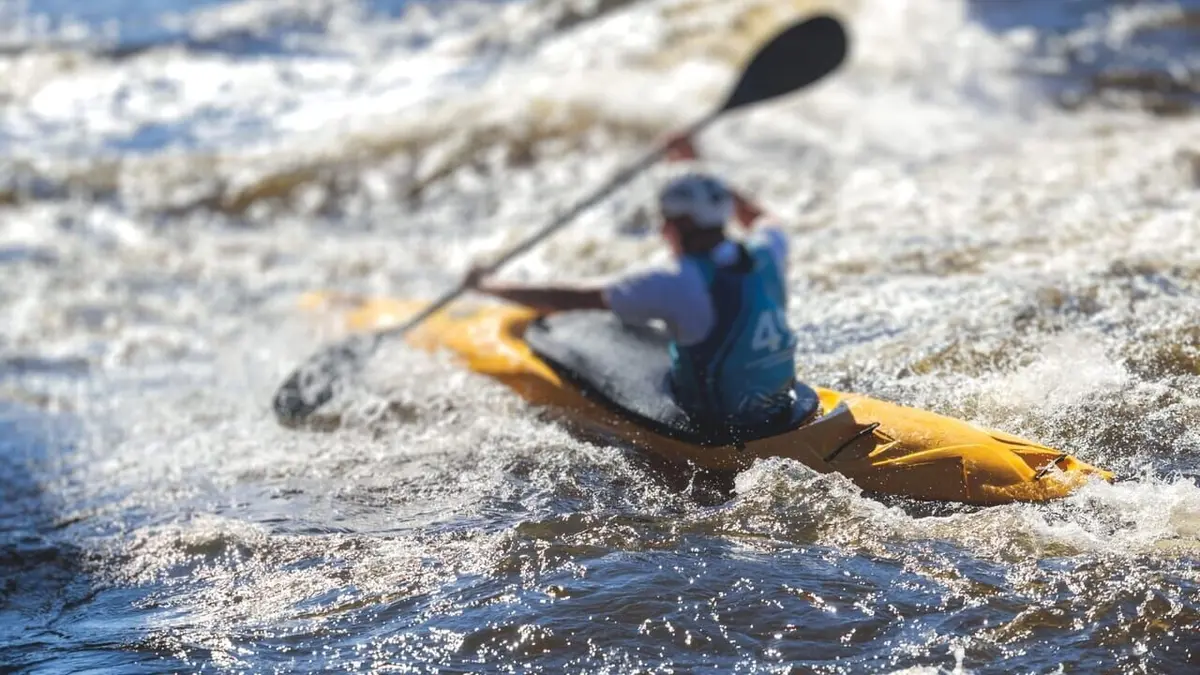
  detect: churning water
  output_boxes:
[2,0,1199,672]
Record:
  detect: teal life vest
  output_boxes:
[669,238,797,426]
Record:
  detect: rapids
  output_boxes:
[1,0,1198,672]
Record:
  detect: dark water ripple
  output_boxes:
[3,0,1200,673]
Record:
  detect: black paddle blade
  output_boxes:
[272,333,378,426]
[721,15,849,113]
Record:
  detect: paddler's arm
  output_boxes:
[731,191,767,230]
[465,268,608,313]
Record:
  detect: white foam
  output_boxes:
[1,0,1198,610]
[983,332,1129,410]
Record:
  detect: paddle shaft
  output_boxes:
[374,112,718,344]
[272,14,849,426]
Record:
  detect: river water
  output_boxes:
[2,0,1199,672]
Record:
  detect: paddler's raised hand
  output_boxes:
[664,134,699,163]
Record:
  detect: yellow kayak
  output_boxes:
[301,293,1113,506]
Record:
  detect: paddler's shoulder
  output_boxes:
[603,256,699,297]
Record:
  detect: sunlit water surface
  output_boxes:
[2,0,1199,672]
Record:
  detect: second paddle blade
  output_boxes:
[722,15,849,113]
[272,333,379,427]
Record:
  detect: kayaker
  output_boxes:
[464,135,798,428]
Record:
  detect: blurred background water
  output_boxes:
[1,0,1199,672]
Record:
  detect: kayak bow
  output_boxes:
[300,293,1113,506]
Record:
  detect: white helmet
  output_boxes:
[658,173,734,230]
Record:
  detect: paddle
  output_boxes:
[272,14,849,427]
